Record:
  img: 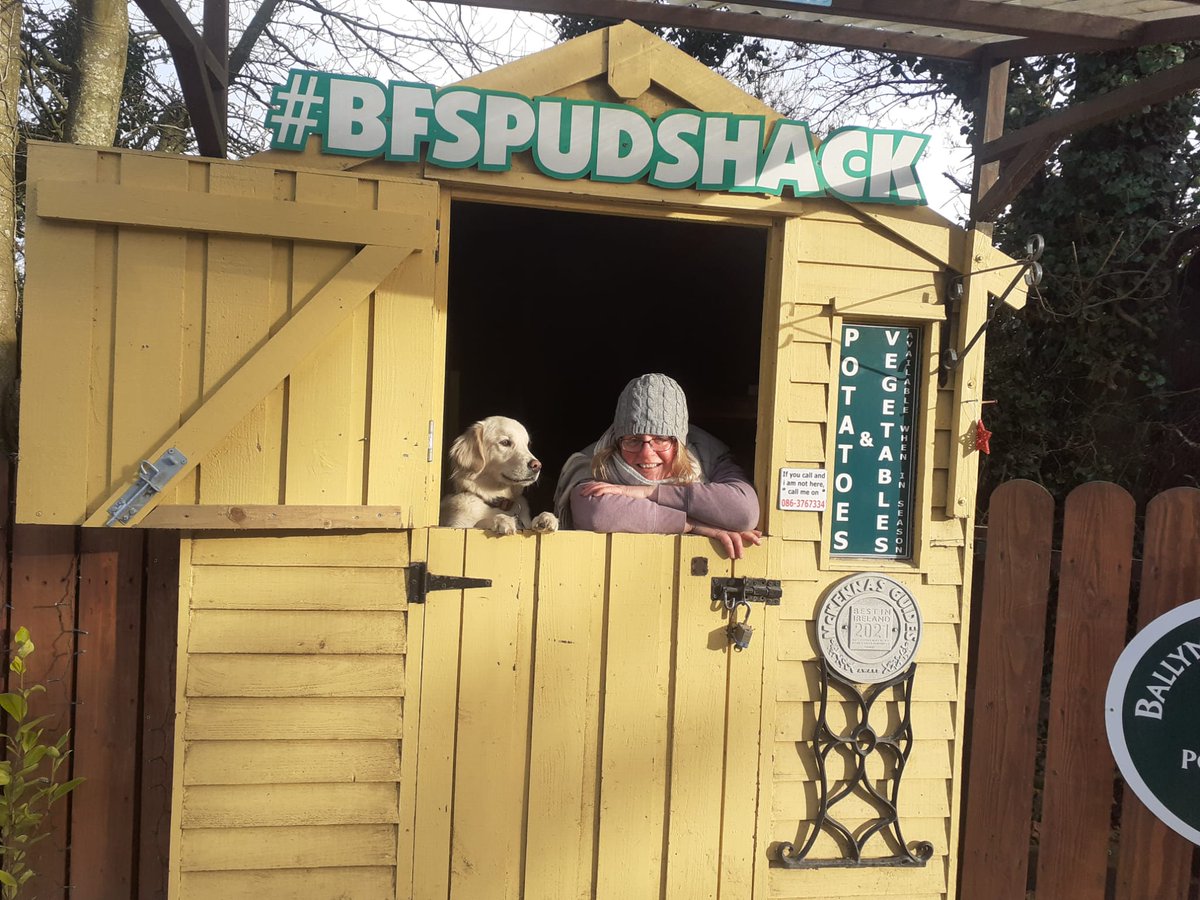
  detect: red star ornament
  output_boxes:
[975,418,993,455]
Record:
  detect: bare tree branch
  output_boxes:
[229,0,283,81]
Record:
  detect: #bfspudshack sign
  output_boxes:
[265,70,930,205]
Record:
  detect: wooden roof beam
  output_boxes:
[973,137,1055,223]
[980,53,1200,167]
[1135,14,1200,45]
[204,0,228,151]
[971,57,1008,229]
[987,15,1200,58]
[741,0,1141,43]
[973,53,1200,221]
[435,0,981,59]
[133,0,229,156]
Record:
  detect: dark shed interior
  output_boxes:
[444,200,768,514]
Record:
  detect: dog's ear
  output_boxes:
[448,421,487,486]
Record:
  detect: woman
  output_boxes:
[553,373,761,559]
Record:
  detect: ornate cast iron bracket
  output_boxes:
[775,659,934,869]
[940,232,1045,386]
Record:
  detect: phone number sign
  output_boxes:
[831,324,920,559]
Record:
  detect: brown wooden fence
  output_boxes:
[2,474,1198,899]
[960,480,1200,900]
[1,468,178,899]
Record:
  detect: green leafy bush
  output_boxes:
[0,627,83,897]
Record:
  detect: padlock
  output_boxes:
[727,599,753,651]
[728,620,754,651]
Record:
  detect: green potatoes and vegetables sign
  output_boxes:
[831,324,919,560]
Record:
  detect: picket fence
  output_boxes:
[961,480,1200,900]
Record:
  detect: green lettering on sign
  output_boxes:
[263,70,930,205]
[830,324,920,559]
[1106,598,1200,846]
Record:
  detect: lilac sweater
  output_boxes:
[569,458,760,534]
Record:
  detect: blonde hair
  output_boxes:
[592,439,700,484]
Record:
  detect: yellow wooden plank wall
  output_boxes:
[761,213,970,900]
[366,182,446,509]
[19,147,106,521]
[284,172,363,503]
[109,154,193,507]
[765,582,963,900]
[199,163,285,505]
[173,532,410,900]
[17,142,440,526]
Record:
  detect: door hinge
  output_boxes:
[434,217,441,264]
[405,561,492,604]
[711,577,782,606]
[105,448,188,526]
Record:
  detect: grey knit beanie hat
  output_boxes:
[612,374,689,442]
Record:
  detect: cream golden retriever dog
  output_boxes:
[439,416,559,535]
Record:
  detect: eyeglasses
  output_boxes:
[618,435,675,452]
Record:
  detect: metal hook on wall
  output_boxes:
[940,234,1044,379]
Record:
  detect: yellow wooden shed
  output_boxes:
[17,21,1026,900]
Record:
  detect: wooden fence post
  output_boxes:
[70,530,146,899]
[1113,487,1200,900]
[138,531,179,900]
[9,523,79,898]
[960,479,1054,899]
[3,464,180,899]
[1034,482,1135,900]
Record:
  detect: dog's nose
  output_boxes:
[529,459,542,471]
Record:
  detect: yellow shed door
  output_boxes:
[172,528,779,899]
[403,528,779,900]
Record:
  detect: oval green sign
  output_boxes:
[1105,598,1200,846]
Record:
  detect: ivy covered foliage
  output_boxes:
[919,46,1200,506]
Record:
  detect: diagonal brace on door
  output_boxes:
[88,243,417,527]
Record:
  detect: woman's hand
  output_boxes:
[685,520,763,559]
[579,481,656,500]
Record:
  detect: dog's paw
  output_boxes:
[489,514,519,536]
[531,512,559,534]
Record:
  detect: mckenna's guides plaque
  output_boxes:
[817,574,923,684]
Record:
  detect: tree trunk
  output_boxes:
[66,0,129,146]
[0,0,22,454]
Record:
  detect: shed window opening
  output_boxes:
[443,200,768,526]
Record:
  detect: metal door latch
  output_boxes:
[405,562,492,604]
[713,578,780,652]
[711,577,782,607]
[105,448,188,526]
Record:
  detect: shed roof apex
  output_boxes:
[454,20,780,120]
